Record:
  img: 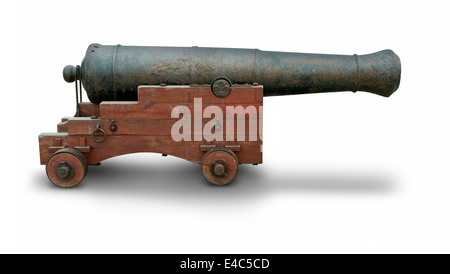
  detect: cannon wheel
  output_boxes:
[46,148,88,188]
[201,149,238,186]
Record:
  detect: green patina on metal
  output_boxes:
[63,44,401,104]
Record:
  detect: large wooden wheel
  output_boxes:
[201,149,238,186]
[46,148,88,188]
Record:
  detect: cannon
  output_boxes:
[39,44,401,187]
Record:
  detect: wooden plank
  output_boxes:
[48,146,65,153]
[74,146,91,153]
[100,85,263,119]
[79,102,100,117]
[100,102,262,119]
[200,145,216,151]
[225,145,241,151]
[62,118,261,140]
[137,85,261,103]
[39,134,262,165]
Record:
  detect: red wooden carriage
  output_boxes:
[39,85,263,187]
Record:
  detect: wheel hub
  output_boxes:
[55,161,75,180]
[213,163,225,176]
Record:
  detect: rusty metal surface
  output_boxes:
[64,44,401,104]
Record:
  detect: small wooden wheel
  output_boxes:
[46,148,88,188]
[201,149,238,186]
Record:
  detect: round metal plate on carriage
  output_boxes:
[211,78,232,98]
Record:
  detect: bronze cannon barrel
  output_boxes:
[63,44,401,104]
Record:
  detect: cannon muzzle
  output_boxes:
[64,44,401,103]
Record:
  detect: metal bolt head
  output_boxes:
[110,124,117,132]
[55,161,74,180]
[57,166,70,178]
[213,163,225,176]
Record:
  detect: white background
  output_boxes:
[3,0,450,253]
